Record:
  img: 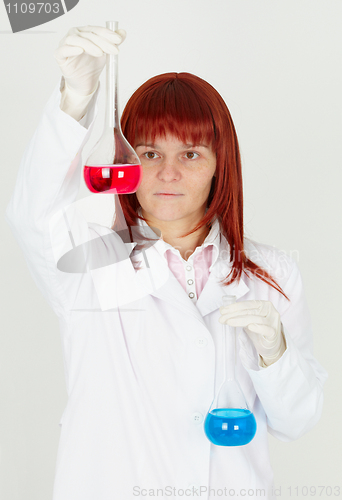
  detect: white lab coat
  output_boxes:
[5,81,328,500]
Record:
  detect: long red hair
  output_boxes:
[112,72,289,300]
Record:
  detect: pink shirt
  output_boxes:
[136,209,221,304]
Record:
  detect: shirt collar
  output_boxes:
[135,207,221,270]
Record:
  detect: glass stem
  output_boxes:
[224,321,236,382]
[222,295,237,384]
[105,21,120,131]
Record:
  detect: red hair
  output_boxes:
[112,72,289,300]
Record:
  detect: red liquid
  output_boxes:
[83,164,142,194]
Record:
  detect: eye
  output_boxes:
[185,152,199,159]
[143,151,159,160]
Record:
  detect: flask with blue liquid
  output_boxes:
[204,295,257,446]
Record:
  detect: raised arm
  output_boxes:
[5,25,126,317]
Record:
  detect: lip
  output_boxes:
[154,193,183,196]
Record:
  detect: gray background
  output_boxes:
[1,0,341,499]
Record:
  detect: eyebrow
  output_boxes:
[135,142,209,149]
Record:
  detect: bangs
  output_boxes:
[128,77,217,149]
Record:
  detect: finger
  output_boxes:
[57,27,79,48]
[54,45,84,61]
[246,324,275,339]
[63,34,108,57]
[116,29,127,44]
[76,31,120,55]
[77,25,125,45]
[220,300,264,312]
[220,300,268,317]
[219,314,269,327]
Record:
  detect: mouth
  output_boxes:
[154,193,183,197]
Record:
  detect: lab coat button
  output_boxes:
[186,265,192,271]
[189,292,195,298]
[192,412,203,424]
[187,279,194,285]
[195,337,208,347]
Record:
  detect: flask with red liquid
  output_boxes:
[84,20,142,194]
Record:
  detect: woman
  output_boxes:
[5,25,328,500]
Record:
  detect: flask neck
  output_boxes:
[223,322,236,381]
[105,52,121,130]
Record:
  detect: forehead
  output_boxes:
[135,133,211,149]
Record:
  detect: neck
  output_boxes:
[140,209,211,261]
[165,226,211,260]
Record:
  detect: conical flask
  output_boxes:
[84,20,142,194]
[204,294,257,446]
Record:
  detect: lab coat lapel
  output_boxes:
[135,245,207,325]
[134,235,250,321]
[135,242,256,410]
[196,261,250,317]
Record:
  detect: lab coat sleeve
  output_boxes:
[242,257,328,442]
[4,78,101,318]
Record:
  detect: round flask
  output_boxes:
[84,21,142,194]
[204,295,257,446]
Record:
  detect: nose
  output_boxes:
[157,157,182,181]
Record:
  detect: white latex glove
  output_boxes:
[219,300,287,367]
[54,25,126,120]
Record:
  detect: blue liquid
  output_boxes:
[204,408,257,446]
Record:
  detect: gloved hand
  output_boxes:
[54,25,126,120]
[219,300,287,367]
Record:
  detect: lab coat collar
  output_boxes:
[132,208,250,322]
[136,206,221,268]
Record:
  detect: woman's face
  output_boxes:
[134,134,216,228]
